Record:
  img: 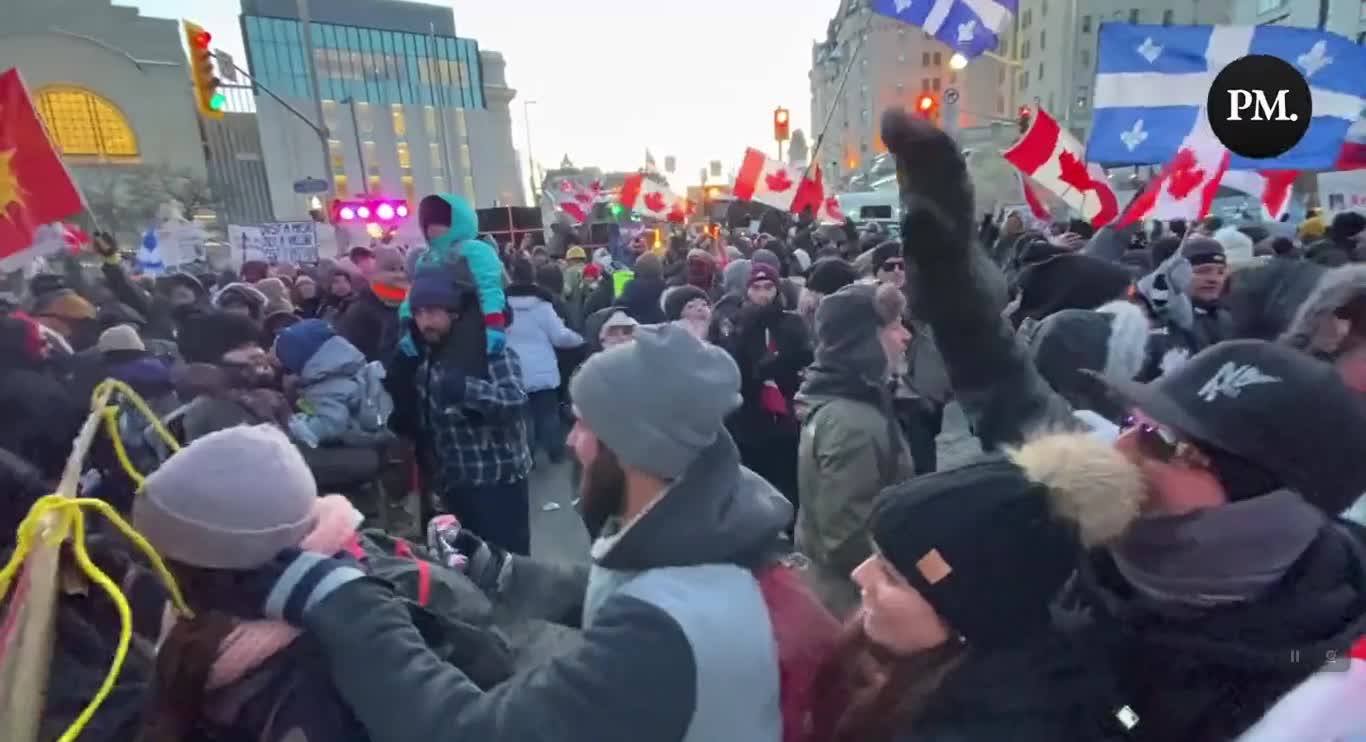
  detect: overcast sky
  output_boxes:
[125,0,837,190]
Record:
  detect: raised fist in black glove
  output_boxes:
[879,108,975,260]
[92,231,120,263]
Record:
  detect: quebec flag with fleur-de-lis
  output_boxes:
[1087,23,1366,170]
[871,0,1018,59]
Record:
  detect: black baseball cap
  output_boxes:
[1101,340,1366,514]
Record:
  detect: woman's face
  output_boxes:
[681,298,712,324]
[851,552,951,656]
[297,281,318,300]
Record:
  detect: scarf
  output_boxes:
[1110,490,1324,609]
[160,495,363,691]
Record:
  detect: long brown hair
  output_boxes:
[141,562,243,742]
[807,615,969,742]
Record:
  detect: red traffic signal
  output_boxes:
[183,21,224,118]
[773,107,790,142]
[915,94,939,122]
[332,198,410,223]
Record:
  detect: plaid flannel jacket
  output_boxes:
[416,346,533,488]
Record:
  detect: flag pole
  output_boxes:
[804,33,867,184]
[0,386,113,742]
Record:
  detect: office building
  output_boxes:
[240,0,523,232]
[810,0,1016,184]
[0,0,209,239]
[1231,0,1366,42]
[1013,0,1235,143]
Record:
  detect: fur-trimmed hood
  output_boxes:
[1007,431,1145,547]
[1280,265,1366,354]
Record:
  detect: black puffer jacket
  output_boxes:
[1058,521,1366,741]
[894,632,1131,742]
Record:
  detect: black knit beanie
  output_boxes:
[806,258,858,295]
[178,311,265,364]
[870,240,903,274]
[663,285,710,321]
[871,458,1081,649]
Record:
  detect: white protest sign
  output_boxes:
[1319,171,1366,214]
[228,222,320,264]
[153,221,208,267]
[227,225,267,267]
[258,221,319,263]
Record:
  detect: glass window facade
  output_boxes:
[243,15,485,108]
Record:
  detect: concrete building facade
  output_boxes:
[1012,0,1235,143]
[0,0,208,198]
[1231,0,1366,42]
[240,0,523,233]
[810,0,1016,185]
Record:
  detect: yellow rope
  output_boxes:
[0,378,191,741]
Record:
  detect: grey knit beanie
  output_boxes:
[570,323,741,480]
[133,425,318,570]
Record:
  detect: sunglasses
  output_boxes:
[1125,415,1180,461]
[881,261,906,272]
[1122,415,1180,462]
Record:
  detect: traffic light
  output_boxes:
[773,107,790,142]
[1017,105,1032,134]
[183,21,225,119]
[332,198,410,224]
[915,94,938,122]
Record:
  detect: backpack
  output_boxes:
[357,531,516,689]
[351,361,393,434]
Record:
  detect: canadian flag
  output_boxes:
[789,166,845,223]
[552,178,598,224]
[1003,106,1118,228]
[1219,170,1297,221]
[1334,117,1366,171]
[733,148,801,211]
[619,173,686,222]
[1118,116,1231,227]
[1016,171,1053,222]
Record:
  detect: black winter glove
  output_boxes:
[880,109,975,263]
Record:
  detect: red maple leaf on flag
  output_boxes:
[643,191,667,213]
[589,180,603,193]
[766,169,794,193]
[1056,152,1096,194]
[574,191,593,205]
[558,180,575,193]
[1165,148,1206,200]
[667,205,686,223]
[824,197,844,221]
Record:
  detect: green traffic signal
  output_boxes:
[209,92,227,111]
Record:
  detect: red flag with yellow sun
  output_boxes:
[0,68,84,268]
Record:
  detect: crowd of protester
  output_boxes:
[3,106,1366,742]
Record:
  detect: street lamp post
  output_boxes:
[524,100,539,202]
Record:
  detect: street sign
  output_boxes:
[215,50,238,82]
[944,88,960,104]
[293,177,329,194]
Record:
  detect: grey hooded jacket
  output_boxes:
[294,430,792,742]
